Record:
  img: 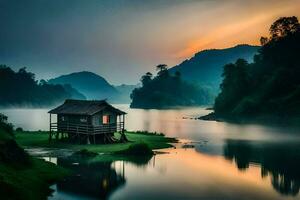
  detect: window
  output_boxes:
[102,115,110,124]
[61,116,66,121]
[80,117,87,123]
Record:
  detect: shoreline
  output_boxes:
[11,130,178,198]
[199,112,300,126]
[15,130,178,156]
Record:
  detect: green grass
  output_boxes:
[0,128,70,200]
[15,131,177,153]
[0,157,69,200]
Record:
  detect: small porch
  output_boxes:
[49,114,126,144]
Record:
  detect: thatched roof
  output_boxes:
[48,99,126,115]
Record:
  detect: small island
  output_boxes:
[130,64,214,109]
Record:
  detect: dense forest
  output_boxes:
[206,16,300,121]
[0,65,85,107]
[130,64,213,109]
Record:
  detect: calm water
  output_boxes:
[2,105,300,200]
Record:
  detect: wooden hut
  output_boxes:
[48,99,126,144]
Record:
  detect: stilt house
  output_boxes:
[48,99,126,144]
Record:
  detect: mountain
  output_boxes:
[48,71,119,101]
[61,84,86,100]
[169,44,260,89]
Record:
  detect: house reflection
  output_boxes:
[56,158,125,199]
[55,155,153,199]
[224,140,300,196]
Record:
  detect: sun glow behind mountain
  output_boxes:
[172,0,300,59]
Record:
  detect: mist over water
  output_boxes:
[3,105,300,145]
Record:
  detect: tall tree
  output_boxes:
[269,16,300,40]
[214,59,250,114]
[156,64,168,77]
[140,72,153,86]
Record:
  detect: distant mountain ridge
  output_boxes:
[48,71,119,101]
[169,44,260,88]
[47,45,259,103]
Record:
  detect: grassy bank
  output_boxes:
[15,131,177,154]
[0,126,69,200]
[0,158,68,200]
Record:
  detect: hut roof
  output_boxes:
[48,99,126,115]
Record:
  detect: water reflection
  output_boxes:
[224,140,300,196]
[56,158,125,199]
[50,155,153,200]
[45,148,300,200]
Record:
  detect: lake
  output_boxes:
[2,105,300,200]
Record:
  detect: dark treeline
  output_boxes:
[0,65,85,107]
[130,64,213,109]
[211,16,300,121]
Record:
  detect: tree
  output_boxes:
[214,59,250,114]
[140,72,152,86]
[270,16,300,40]
[156,64,168,77]
[156,64,167,72]
[260,37,269,46]
[39,79,47,85]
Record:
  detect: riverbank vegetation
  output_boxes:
[0,65,85,107]
[201,16,300,123]
[0,114,68,200]
[130,64,214,109]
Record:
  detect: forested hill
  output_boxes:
[0,66,85,107]
[130,65,214,109]
[48,71,119,101]
[169,44,259,88]
[203,16,300,122]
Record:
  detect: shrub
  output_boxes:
[15,127,23,132]
[0,139,30,166]
[116,142,154,156]
[73,149,98,157]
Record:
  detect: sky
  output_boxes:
[1,0,300,85]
